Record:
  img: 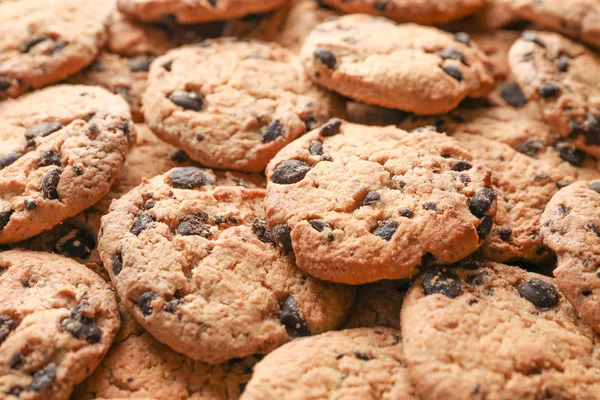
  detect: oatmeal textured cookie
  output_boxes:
[0,250,120,400]
[301,15,494,115]
[509,31,600,158]
[98,174,354,364]
[401,261,600,400]
[0,85,134,244]
[0,0,112,100]
[320,0,484,24]
[144,38,344,172]
[541,180,600,334]
[342,280,406,329]
[241,328,415,400]
[514,0,600,49]
[265,120,496,284]
[117,0,287,23]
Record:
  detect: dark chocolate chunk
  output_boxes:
[0,153,23,170]
[437,48,466,64]
[451,160,472,171]
[309,219,331,232]
[128,55,157,72]
[538,82,560,98]
[319,118,342,137]
[171,150,189,163]
[498,227,512,241]
[61,302,101,343]
[263,119,283,143]
[252,219,272,243]
[40,168,62,200]
[176,214,212,237]
[271,160,311,184]
[517,278,559,308]
[588,181,600,193]
[24,122,63,140]
[308,141,324,156]
[131,214,154,235]
[314,48,336,69]
[422,202,436,211]
[363,191,381,206]
[454,32,472,46]
[54,225,96,259]
[137,292,158,316]
[112,253,123,275]
[555,54,570,72]
[500,82,527,107]
[469,188,496,218]
[38,150,61,167]
[554,141,585,166]
[21,36,48,53]
[422,267,463,298]
[372,219,397,241]
[0,314,16,344]
[477,216,493,240]
[170,167,213,189]
[279,295,310,336]
[25,363,56,393]
[518,139,544,158]
[272,224,293,254]
[398,208,413,218]
[168,91,203,111]
[442,65,463,82]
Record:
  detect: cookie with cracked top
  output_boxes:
[240,327,415,400]
[342,280,406,329]
[401,261,600,400]
[265,120,496,284]
[0,0,112,100]
[513,0,600,49]
[320,0,484,24]
[541,180,600,334]
[143,38,344,172]
[0,85,134,244]
[300,14,494,115]
[509,31,600,158]
[117,0,287,23]
[0,250,120,400]
[98,173,354,364]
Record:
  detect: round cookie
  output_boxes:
[265,120,496,284]
[0,250,120,400]
[342,280,406,329]
[117,0,287,23]
[0,0,112,100]
[98,174,354,364]
[0,84,134,244]
[143,38,344,172]
[541,180,600,334]
[320,0,484,24]
[401,261,600,400]
[300,14,494,115]
[508,31,600,158]
[513,0,600,49]
[240,327,415,400]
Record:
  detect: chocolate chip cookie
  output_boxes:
[143,38,344,172]
[301,14,494,115]
[240,327,415,400]
[509,31,600,158]
[342,280,406,329]
[541,180,600,334]
[98,173,354,364]
[0,0,112,100]
[0,84,134,244]
[321,0,484,24]
[0,250,120,400]
[265,120,496,284]
[401,261,600,399]
[514,0,600,49]
[117,0,287,23]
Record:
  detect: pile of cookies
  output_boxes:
[1,0,600,399]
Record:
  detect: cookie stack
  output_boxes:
[1,0,600,399]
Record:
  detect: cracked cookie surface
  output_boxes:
[144,38,344,172]
[0,250,120,400]
[265,120,496,284]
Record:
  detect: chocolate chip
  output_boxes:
[38,150,61,167]
[54,225,96,259]
[169,91,203,111]
[50,41,66,55]
[9,353,23,369]
[21,36,48,53]
[0,153,23,170]
[554,141,585,166]
[263,119,283,143]
[271,160,311,184]
[314,48,336,69]
[309,219,331,232]
[41,168,62,200]
[61,302,101,343]
[477,216,493,239]
[319,118,342,137]
[24,122,63,140]
[442,65,463,82]
[252,219,272,243]
[279,295,310,337]
[25,363,56,392]
[112,253,123,275]
[0,76,11,92]
[584,113,600,145]
[538,82,560,98]
[437,48,466,64]
[24,200,37,210]
[137,292,158,316]
[398,208,413,218]
[588,181,600,193]
[177,214,212,237]
[498,227,512,241]
[500,82,527,107]
[451,160,472,171]
[517,278,559,308]
[354,352,372,361]
[308,141,323,156]
[131,214,154,235]
[454,259,483,270]
[170,167,213,189]
[422,268,463,298]
[454,32,472,46]
[128,55,156,72]
[469,188,496,218]
[303,113,318,131]
[522,31,545,47]
[372,219,397,241]
[555,54,570,72]
[0,211,13,231]
[518,139,544,158]
[422,202,436,211]
[363,191,381,206]
[0,314,16,344]
[272,224,293,254]
[171,150,189,163]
